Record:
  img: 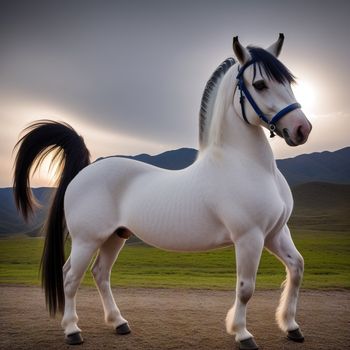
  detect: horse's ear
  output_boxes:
[266,33,285,57]
[232,36,251,64]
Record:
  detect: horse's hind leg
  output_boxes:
[63,256,71,282]
[61,238,99,344]
[226,232,264,350]
[91,233,130,334]
[265,225,304,342]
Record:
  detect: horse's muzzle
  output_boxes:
[282,120,312,146]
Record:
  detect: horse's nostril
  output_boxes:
[282,128,289,139]
[296,125,304,143]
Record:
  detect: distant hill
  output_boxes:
[98,147,198,171]
[277,147,350,187]
[0,188,52,237]
[1,147,349,236]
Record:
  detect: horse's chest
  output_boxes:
[215,173,293,236]
[251,177,293,233]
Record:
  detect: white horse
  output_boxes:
[14,34,312,350]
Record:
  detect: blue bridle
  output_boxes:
[236,60,301,137]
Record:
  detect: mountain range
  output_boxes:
[1,146,349,236]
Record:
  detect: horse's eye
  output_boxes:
[253,80,268,91]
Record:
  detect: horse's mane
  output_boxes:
[199,58,236,148]
[247,47,296,84]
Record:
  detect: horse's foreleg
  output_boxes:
[91,234,130,334]
[226,232,264,349]
[265,225,304,342]
[61,239,99,344]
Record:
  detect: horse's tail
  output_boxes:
[13,120,91,316]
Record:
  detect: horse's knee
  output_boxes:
[289,255,304,286]
[297,255,304,273]
[237,279,255,304]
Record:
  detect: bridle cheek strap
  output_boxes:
[237,61,301,138]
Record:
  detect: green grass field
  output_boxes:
[0,230,349,290]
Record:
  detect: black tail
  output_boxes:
[13,120,91,316]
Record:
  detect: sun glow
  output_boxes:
[292,80,316,119]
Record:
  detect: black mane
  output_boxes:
[199,57,236,145]
[248,47,296,84]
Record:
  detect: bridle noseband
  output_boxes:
[236,60,301,138]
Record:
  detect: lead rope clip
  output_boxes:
[269,124,276,138]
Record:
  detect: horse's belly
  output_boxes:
[120,176,232,252]
[129,218,231,252]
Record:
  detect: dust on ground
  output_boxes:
[0,286,349,350]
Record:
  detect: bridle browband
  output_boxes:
[236,60,301,138]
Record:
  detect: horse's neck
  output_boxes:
[210,105,277,172]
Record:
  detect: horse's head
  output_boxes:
[232,34,312,146]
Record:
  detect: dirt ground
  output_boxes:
[0,286,349,350]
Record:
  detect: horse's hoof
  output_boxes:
[65,332,84,345]
[238,337,259,350]
[287,328,304,343]
[116,322,131,335]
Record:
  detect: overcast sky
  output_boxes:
[1,0,349,186]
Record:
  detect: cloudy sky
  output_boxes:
[1,0,349,186]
